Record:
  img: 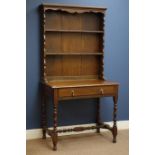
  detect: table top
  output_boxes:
[47,79,119,88]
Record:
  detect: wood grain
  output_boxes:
[40,4,119,151]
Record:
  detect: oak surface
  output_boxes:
[40,4,119,151]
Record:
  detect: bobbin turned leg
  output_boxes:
[96,98,101,133]
[112,95,118,143]
[52,89,58,151]
[41,85,47,139]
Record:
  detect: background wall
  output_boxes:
[26,0,129,129]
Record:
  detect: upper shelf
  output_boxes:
[45,52,103,55]
[45,29,103,34]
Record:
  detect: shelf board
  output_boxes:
[45,29,103,33]
[45,52,103,55]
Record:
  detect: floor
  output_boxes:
[26,130,129,155]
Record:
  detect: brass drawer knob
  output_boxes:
[71,90,75,97]
[100,88,104,94]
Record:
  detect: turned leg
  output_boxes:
[41,85,47,139]
[96,98,101,133]
[112,95,118,143]
[52,89,58,151]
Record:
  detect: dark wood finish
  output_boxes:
[40,4,119,151]
[47,123,114,135]
[41,84,47,139]
[96,98,101,133]
[45,52,103,55]
[58,84,117,100]
[45,29,104,33]
[52,89,58,151]
[112,95,118,143]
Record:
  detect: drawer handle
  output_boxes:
[71,90,75,97]
[100,88,104,94]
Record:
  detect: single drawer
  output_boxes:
[58,86,116,98]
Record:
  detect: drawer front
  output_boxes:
[58,86,116,98]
